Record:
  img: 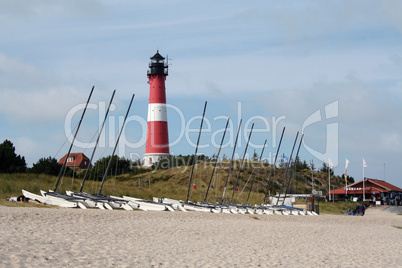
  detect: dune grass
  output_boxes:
[0,166,267,207]
[0,162,348,211]
[318,201,366,215]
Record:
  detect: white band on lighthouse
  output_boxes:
[147,103,168,122]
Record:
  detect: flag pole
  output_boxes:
[363,159,365,202]
[345,173,348,196]
[328,159,331,202]
[345,159,349,198]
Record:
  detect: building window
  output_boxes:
[67,157,73,162]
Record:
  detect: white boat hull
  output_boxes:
[22,190,78,208]
[122,196,174,211]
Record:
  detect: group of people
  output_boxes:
[344,204,365,216]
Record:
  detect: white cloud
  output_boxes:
[0,53,88,124]
[0,0,105,21]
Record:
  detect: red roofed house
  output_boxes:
[58,153,90,169]
[330,178,402,205]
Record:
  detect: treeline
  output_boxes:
[0,139,148,179]
[152,154,211,170]
[0,140,26,173]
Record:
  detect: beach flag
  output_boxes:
[328,158,333,169]
[345,159,349,169]
[363,158,367,168]
[283,154,289,164]
[344,158,349,182]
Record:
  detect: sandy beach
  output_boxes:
[1,205,401,267]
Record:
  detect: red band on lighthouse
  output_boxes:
[143,51,170,166]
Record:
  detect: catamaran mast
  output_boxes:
[79,89,116,192]
[98,94,135,196]
[245,139,267,204]
[54,86,95,192]
[263,127,285,205]
[275,131,299,205]
[221,119,242,203]
[282,134,304,205]
[230,123,254,204]
[186,101,207,203]
[203,117,230,202]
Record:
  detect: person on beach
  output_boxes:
[343,208,354,215]
[8,195,28,202]
[7,195,43,204]
[356,204,365,216]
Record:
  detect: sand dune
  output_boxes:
[1,205,401,267]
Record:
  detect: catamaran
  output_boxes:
[67,94,138,211]
[24,86,96,209]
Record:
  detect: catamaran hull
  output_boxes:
[22,190,78,208]
[40,190,91,209]
[121,196,174,211]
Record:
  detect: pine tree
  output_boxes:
[0,139,26,173]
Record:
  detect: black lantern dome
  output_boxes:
[147,50,168,75]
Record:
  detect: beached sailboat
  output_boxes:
[41,88,119,209]
[24,86,96,209]
[22,189,79,208]
[68,94,137,211]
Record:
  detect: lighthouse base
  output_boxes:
[143,153,170,167]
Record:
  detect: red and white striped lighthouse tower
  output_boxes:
[143,51,170,166]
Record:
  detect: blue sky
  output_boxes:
[0,0,401,188]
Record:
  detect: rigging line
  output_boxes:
[263,127,285,205]
[275,131,299,206]
[221,118,242,203]
[238,168,255,199]
[71,165,76,191]
[186,101,207,203]
[282,134,304,205]
[40,122,78,189]
[245,139,267,204]
[79,89,116,192]
[204,117,230,202]
[54,122,78,158]
[113,156,119,193]
[230,123,254,204]
[98,94,135,196]
[54,86,95,192]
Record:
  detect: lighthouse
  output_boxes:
[143,51,170,166]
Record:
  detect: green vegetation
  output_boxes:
[0,138,359,211]
[317,201,363,215]
[30,157,64,176]
[0,159,355,209]
[0,140,26,173]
